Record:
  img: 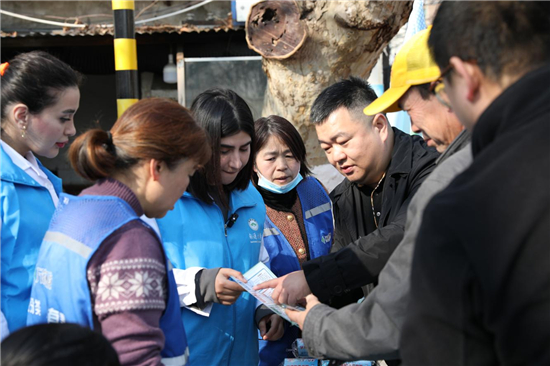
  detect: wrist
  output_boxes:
[200,267,222,304]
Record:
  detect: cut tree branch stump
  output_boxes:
[246,1,306,60]
[246,0,413,165]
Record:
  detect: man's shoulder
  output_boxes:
[412,146,474,209]
[391,128,439,173]
[329,178,352,203]
[409,134,440,164]
[425,145,473,186]
[391,133,440,204]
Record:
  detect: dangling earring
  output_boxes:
[21,125,27,138]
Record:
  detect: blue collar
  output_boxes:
[183,181,260,212]
[1,145,62,193]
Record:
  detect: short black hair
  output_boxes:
[188,88,255,207]
[309,77,378,124]
[429,2,550,82]
[253,115,311,185]
[409,83,432,101]
[1,323,120,366]
[1,51,82,121]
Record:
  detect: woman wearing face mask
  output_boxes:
[27,98,211,366]
[253,115,334,366]
[0,51,81,334]
[157,89,284,366]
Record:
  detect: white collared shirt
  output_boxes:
[0,310,8,341]
[1,140,59,207]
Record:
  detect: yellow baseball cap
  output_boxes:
[364,26,440,115]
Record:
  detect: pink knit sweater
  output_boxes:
[83,178,166,366]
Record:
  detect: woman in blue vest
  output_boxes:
[157,89,284,366]
[27,98,211,366]
[0,51,81,334]
[253,115,334,366]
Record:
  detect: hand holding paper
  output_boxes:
[284,294,321,330]
[230,262,304,324]
[216,268,246,305]
[253,270,312,305]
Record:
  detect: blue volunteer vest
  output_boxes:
[1,145,62,332]
[27,194,189,365]
[157,181,266,366]
[259,177,334,366]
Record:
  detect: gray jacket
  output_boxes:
[302,131,472,361]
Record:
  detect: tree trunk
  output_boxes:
[248,1,412,165]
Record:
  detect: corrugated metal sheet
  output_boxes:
[0,22,239,38]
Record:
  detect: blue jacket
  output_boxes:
[157,182,266,366]
[27,194,189,365]
[0,145,61,332]
[259,177,334,366]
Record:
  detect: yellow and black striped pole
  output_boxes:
[112,0,139,118]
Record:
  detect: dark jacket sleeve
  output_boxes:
[194,267,222,309]
[303,204,407,302]
[303,149,436,303]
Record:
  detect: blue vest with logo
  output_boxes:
[259,177,334,366]
[0,145,62,332]
[27,194,189,365]
[157,181,266,366]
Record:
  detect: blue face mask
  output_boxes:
[257,172,303,194]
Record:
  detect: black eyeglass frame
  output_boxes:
[429,57,482,94]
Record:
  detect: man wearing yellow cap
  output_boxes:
[364,25,466,156]
[279,27,475,362]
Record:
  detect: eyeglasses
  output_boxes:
[429,64,453,109]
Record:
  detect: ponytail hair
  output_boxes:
[69,98,211,182]
[1,51,82,122]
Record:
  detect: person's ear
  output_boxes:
[149,159,164,182]
[372,113,389,141]
[449,56,481,102]
[12,104,29,129]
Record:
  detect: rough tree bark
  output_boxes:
[247,1,412,165]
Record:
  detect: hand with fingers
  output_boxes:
[215,268,246,305]
[284,294,321,330]
[259,313,285,341]
[253,270,311,305]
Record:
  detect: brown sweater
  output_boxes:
[266,198,310,264]
[83,178,166,366]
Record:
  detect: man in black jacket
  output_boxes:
[401,3,550,365]
[256,77,439,307]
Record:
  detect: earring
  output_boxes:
[21,125,27,138]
